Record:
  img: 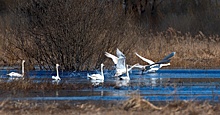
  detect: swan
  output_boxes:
[115,65,130,88]
[118,64,130,80]
[87,63,104,81]
[115,59,139,77]
[105,48,138,76]
[105,48,125,66]
[7,60,25,78]
[134,52,176,73]
[52,64,61,81]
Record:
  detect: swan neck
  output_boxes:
[126,65,129,78]
[101,65,104,78]
[56,66,59,77]
[22,61,25,76]
[128,64,136,71]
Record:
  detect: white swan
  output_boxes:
[115,60,139,77]
[7,60,25,78]
[115,65,130,87]
[52,64,61,81]
[118,64,130,80]
[105,48,125,65]
[134,52,176,73]
[105,48,138,76]
[87,63,104,81]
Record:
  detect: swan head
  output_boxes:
[22,60,25,63]
[56,64,59,67]
[101,63,104,67]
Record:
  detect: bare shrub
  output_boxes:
[2,0,141,70]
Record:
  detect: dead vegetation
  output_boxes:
[0,97,219,115]
[0,79,95,91]
[0,0,219,70]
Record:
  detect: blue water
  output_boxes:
[1,69,220,102]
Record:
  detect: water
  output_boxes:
[1,69,220,102]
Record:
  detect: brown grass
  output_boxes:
[126,28,220,69]
[0,79,95,91]
[0,1,220,70]
[0,97,219,115]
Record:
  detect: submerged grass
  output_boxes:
[0,79,95,91]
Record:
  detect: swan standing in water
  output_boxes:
[115,65,130,88]
[7,60,25,79]
[52,64,61,81]
[87,63,104,81]
[115,56,139,77]
[118,64,130,80]
[134,52,176,74]
[105,48,138,76]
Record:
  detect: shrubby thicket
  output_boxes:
[0,0,219,70]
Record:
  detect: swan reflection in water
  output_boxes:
[115,64,130,88]
[146,73,168,87]
[115,79,130,87]
[52,79,61,85]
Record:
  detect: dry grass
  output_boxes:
[0,97,219,115]
[0,1,219,70]
[0,79,95,91]
[127,28,220,69]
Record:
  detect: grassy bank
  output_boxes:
[0,97,219,115]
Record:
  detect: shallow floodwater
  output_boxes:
[1,69,220,102]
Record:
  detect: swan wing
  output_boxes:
[128,63,140,71]
[116,48,125,58]
[131,64,146,70]
[116,57,126,69]
[135,52,155,65]
[157,59,171,64]
[157,52,176,64]
[105,52,118,64]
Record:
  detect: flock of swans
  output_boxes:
[87,48,175,85]
[6,48,176,86]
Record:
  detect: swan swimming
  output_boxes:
[115,65,130,87]
[7,60,25,79]
[87,63,104,81]
[134,52,176,73]
[52,64,61,81]
[105,48,138,76]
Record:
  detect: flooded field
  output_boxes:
[0,69,220,102]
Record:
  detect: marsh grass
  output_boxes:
[128,28,220,69]
[0,79,95,91]
[0,97,219,115]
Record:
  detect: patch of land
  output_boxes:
[0,97,219,115]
